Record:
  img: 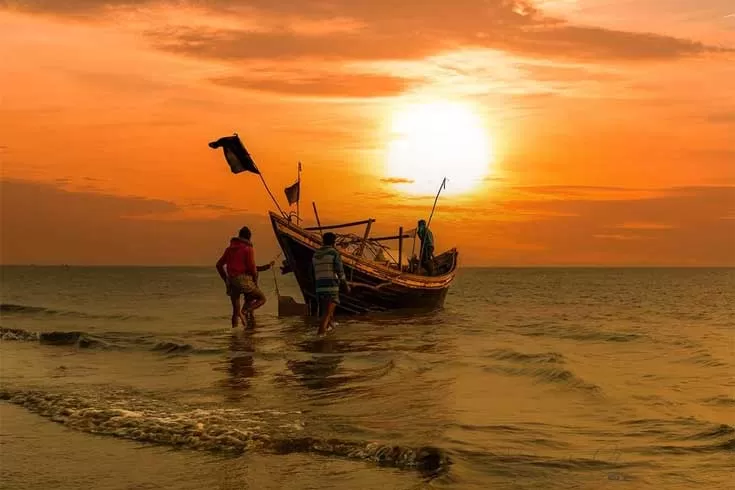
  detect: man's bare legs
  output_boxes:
[241,290,266,329]
[230,294,246,328]
[318,300,337,336]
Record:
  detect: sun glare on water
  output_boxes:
[384,100,494,195]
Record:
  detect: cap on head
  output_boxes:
[238,226,252,240]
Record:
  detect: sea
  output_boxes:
[0,266,733,489]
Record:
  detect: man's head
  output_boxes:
[238,226,252,240]
[323,232,336,246]
[418,219,427,229]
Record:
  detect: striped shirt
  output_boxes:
[312,246,346,293]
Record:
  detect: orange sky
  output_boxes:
[1,0,733,266]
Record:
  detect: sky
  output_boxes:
[1,0,733,266]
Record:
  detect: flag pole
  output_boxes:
[256,167,286,218]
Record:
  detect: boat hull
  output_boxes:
[270,212,456,315]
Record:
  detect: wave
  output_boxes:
[618,417,735,452]
[151,341,195,354]
[453,446,645,472]
[676,350,728,368]
[515,324,642,343]
[485,348,565,364]
[636,439,734,455]
[0,387,450,474]
[0,303,157,321]
[0,327,222,355]
[683,424,735,441]
[485,364,601,394]
[0,327,109,348]
[703,396,735,407]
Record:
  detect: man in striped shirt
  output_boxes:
[312,232,350,335]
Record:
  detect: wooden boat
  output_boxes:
[270,210,458,315]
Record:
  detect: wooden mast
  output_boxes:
[398,226,404,271]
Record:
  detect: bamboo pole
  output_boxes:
[296,161,301,223]
[312,202,323,237]
[356,220,373,257]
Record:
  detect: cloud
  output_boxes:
[614,222,675,230]
[0,179,274,265]
[146,26,443,62]
[484,185,735,265]
[211,73,416,97]
[504,25,724,60]
[593,234,645,241]
[147,22,726,64]
[3,0,150,15]
[7,0,729,62]
[707,110,735,124]
[516,62,622,82]
[507,185,664,201]
[380,177,415,184]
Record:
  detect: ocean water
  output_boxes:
[1,266,733,489]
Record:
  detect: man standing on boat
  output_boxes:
[216,226,275,328]
[417,219,435,276]
[312,232,350,335]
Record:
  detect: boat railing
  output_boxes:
[304,218,375,232]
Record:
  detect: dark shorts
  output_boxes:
[227,275,265,302]
[317,291,339,315]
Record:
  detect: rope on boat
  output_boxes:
[269,251,283,299]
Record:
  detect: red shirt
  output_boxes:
[216,238,256,278]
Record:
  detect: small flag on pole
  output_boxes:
[284,181,300,206]
[208,134,259,175]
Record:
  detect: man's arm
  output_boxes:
[256,261,276,272]
[216,252,228,281]
[333,252,350,292]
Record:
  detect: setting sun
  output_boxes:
[384,100,494,195]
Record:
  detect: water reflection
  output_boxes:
[286,337,344,390]
[224,328,255,401]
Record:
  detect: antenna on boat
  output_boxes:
[426,177,447,230]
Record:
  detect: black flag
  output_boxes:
[208,135,259,175]
[284,181,300,206]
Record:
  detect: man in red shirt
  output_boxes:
[216,226,274,328]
